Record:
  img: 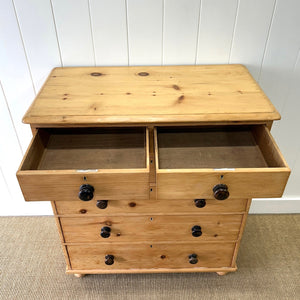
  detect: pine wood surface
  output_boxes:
[20,127,148,170]
[38,128,147,170]
[16,64,290,276]
[154,126,290,199]
[231,199,252,267]
[252,125,288,167]
[67,266,237,275]
[51,202,72,269]
[17,172,150,201]
[54,198,248,216]
[60,214,243,243]
[23,65,280,125]
[157,127,268,169]
[17,127,150,201]
[156,170,289,199]
[67,242,236,270]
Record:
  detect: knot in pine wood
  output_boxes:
[90,72,103,76]
[138,72,149,76]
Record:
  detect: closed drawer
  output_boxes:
[17,127,149,201]
[60,214,242,243]
[55,198,248,215]
[155,125,290,199]
[67,242,236,270]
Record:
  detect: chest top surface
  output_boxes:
[23,64,279,126]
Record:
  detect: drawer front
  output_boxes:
[156,171,288,199]
[17,173,149,201]
[60,215,243,243]
[155,125,290,199]
[67,242,236,270]
[17,127,150,201]
[55,198,248,215]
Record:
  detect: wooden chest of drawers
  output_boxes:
[17,65,290,276]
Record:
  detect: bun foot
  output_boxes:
[74,273,86,278]
[217,271,228,276]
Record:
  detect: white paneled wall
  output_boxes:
[229,0,276,80]
[1,0,300,215]
[127,0,163,65]
[90,0,128,66]
[163,0,201,64]
[13,0,62,91]
[196,0,238,64]
[52,0,95,66]
[0,0,35,153]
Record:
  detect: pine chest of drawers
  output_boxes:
[17,65,290,276]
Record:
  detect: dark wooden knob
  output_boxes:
[105,255,114,265]
[189,254,198,264]
[192,225,202,237]
[100,226,111,238]
[213,184,229,200]
[96,200,108,209]
[194,199,206,208]
[78,184,94,201]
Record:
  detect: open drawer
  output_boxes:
[154,125,290,199]
[17,127,149,201]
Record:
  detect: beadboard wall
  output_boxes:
[0,0,299,215]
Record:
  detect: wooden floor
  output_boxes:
[0,214,299,299]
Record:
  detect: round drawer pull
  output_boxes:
[189,254,198,264]
[105,255,114,265]
[191,225,202,237]
[78,184,94,201]
[213,184,229,200]
[96,200,108,209]
[194,199,206,208]
[100,226,111,238]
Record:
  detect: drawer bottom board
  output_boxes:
[67,242,235,271]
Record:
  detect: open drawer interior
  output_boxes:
[21,127,148,171]
[156,125,287,170]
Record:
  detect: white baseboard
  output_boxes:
[249,198,300,214]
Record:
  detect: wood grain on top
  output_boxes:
[23,65,280,125]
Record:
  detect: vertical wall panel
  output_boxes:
[230,0,275,80]
[0,168,11,205]
[281,54,300,197]
[13,0,61,91]
[284,147,300,197]
[51,0,95,66]
[127,0,163,65]
[275,52,300,174]
[259,0,300,113]
[0,85,21,207]
[90,0,128,66]
[0,0,35,152]
[196,0,238,64]
[0,83,23,212]
[163,0,201,65]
